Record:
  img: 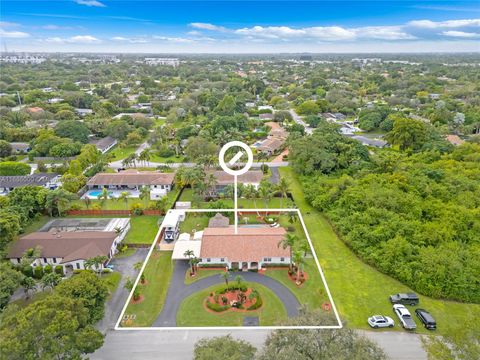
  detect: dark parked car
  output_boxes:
[415,309,436,330]
[389,293,419,306]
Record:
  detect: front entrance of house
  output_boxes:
[250,262,259,270]
[241,262,248,271]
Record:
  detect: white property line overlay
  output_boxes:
[114,208,343,330]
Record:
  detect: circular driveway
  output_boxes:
[153,261,300,327]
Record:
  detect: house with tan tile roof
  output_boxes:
[199,226,289,270]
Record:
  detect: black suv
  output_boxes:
[415,309,436,330]
[389,293,419,306]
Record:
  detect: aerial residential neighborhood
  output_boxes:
[0,1,479,359]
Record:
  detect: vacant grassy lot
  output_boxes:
[122,251,174,327]
[280,167,480,335]
[179,213,210,234]
[176,282,287,326]
[123,216,159,245]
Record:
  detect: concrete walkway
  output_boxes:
[153,261,300,327]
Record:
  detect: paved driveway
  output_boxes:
[96,248,149,333]
[153,261,300,327]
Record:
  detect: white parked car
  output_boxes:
[367,315,395,329]
[393,304,417,330]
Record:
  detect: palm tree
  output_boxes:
[98,187,110,208]
[83,197,91,209]
[234,275,244,288]
[22,277,36,300]
[84,255,108,276]
[139,148,151,167]
[189,257,200,275]
[41,272,62,291]
[258,180,273,210]
[278,233,298,270]
[300,241,310,257]
[45,188,77,217]
[184,249,195,274]
[277,178,290,208]
[156,196,170,215]
[139,186,150,208]
[292,250,305,283]
[220,271,231,289]
[118,191,130,210]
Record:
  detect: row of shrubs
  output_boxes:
[217,285,248,294]
[247,293,263,311]
[18,264,64,279]
[206,301,230,312]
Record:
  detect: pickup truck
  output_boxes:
[389,293,419,306]
[393,304,417,330]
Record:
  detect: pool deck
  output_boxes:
[82,189,141,199]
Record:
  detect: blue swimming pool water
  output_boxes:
[88,190,113,197]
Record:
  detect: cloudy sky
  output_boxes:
[1,0,480,53]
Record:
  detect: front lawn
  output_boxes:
[279,167,480,335]
[176,282,287,326]
[124,216,160,245]
[107,145,138,161]
[122,251,174,327]
[265,259,331,311]
[184,268,225,285]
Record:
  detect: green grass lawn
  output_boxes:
[265,259,331,312]
[124,216,160,245]
[176,282,288,326]
[114,248,137,259]
[148,153,185,163]
[179,213,210,234]
[107,145,138,161]
[72,198,148,210]
[279,167,480,335]
[122,251,174,327]
[103,272,122,299]
[184,268,225,285]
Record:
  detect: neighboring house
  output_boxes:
[47,97,64,104]
[445,135,465,146]
[199,226,289,270]
[86,171,175,199]
[208,170,263,193]
[75,108,93,117]
[26,107,45,114]
[9,142,31,154]
[7,218,129,271]
[112,112,147,120]
[88,136,117,154]
[429,93,441,100]
[350,135,388,148]
[0,173,61,196]
[320,112,346,122]
[257,137,285,156]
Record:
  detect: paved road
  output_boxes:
[93,328,426,360]
[153,261,300,327]
[96,249,149,333]
[289,109,313,135]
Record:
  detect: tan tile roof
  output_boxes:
[258,137,285,152]
[209,170,263,185]
[87,171,175,186]
[445,135,465,146]
[200,226,289,262]
[7,231,117,263]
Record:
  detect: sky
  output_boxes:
[1,0,480,53]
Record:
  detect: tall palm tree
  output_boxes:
[98,187,110,208]
[139,148,151,167]
[45,188,77,217]
[189,257,200,275]
[300,241,310,257]
[118,191,130,210]
[277,177,290,208]
[139,186,150,208]
[183,249,195,274]
[234,275,244,288]
[258,181,273,211]
[84,255,108,276]
[220,271,231,289]
[156,196,170,215]
[292,250,305,283]
[278,233,298,270]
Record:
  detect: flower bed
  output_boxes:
[205,286,262,313]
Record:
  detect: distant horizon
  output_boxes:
[1,1,479,53]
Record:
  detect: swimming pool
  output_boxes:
[87,190,113,198]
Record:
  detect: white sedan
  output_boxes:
[367,315,395,329]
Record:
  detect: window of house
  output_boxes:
[43,257,47,263]
[17,258,21,264]
[220,258,225,262]
[280,257,285,262]
[207,258,211,262]
[76,263,80,269]
[264,257,272,262]
[53,258,57,263]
